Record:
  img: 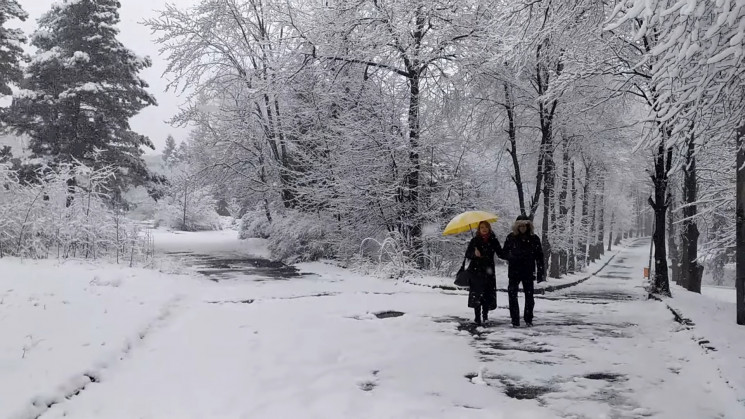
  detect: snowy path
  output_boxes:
[13,238,745,418]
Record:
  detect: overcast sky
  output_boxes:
[15,0,198,154]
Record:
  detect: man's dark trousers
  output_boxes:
[507,276,534,325]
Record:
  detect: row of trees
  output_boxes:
[144,0,643,271]
[147,0,743,323]
[608,0,744,323]
[0,1,741,322]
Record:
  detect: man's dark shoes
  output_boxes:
[525,321,533,327]
[511,322,520,328]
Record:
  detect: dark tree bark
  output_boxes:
[579,161,591,269]
[668,186,681,285]
[681,131,703,293]
[534,43,561,280]
[557,143,571,275]
[504,83,527,216]
[648,136,672,297]
[597,176,606,257]
[736,123,745,325]
[542,143,556,279]
[568,160,577,273]
[608,211,615,251]
[405,68,422,263]
[588,176,601,263]
[635,190,642,237]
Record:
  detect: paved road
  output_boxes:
[39,239,743,418]
[434,239,741,418]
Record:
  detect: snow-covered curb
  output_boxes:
[649,286,745,407]
[401,246,624,295]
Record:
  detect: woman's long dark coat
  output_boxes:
[464,232,503,310]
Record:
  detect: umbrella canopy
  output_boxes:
[442,211,499,236]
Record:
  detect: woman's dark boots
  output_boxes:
[474,305,489,325]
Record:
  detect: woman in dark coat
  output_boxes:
[464,221,503,325]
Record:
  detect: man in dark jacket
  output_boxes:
[502,214,544,327]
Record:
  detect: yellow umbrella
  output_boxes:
[442,210,499,236]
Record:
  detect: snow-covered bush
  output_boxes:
[155,184,220,231]
[239,209,271,239]
[356,231,429,279]
[0,163,153,264]
[266,210,335,263]
[154,150,221,231]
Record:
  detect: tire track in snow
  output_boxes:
[12,296,184,419]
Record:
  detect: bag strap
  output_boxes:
[460,257,467,270]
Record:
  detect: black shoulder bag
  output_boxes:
[454,257,472,287]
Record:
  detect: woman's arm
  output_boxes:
[465,238,476,259]
[493,237,505,260]
[501,235,513,261]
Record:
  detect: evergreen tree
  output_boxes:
[162,134,176,166]
[0,0,26,97]
[9,0,157,193]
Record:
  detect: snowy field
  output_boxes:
[1,232,744,418]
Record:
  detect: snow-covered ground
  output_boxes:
[1,232,743,418]
[701,285,737,304]
[151,228,270,258]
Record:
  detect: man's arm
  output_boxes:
[534,236,545,282]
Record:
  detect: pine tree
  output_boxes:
[0,0,26,97]
[162,134,176,166]
[9,0,157,193]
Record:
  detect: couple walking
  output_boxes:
[464,215,544,327]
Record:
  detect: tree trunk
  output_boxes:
[597,176,606,257]
[736,123,745,325]
[542,141,555,280]
[505,83,527,216]
[608,211,614,252]
[261,94,294,209]
[405,71,422,262]
[568,161,577,273]
[634,191,640,237]
[648,138,672,297]
[681,131,703,293]
[579,163,591,269]
[535,44,560,280]
[668,186,681,285]
[405,11,424,265]
[182,180,188,231]
[558,144,570,275]
[588,178,600,262]
[547,144,559,278]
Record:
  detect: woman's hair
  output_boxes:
[478,220,492,233]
